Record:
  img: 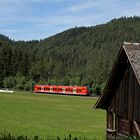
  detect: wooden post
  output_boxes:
[107,112,116,140]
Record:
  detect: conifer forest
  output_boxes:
[0,17,140,92]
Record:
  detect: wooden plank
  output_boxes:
[139,82,140,121]
[135,78,139,121]
[118,118,130,136]
[128,67,134,120]
[107,129,116,132]
[133,121,140,136]
[125,68,129,118]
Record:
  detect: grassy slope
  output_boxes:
[0,92,105,139]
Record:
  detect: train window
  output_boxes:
[82,88,86,91]
[73,89,76,92]
[67,88,70,92]
[77,89,82,93]
[58,88,62,91]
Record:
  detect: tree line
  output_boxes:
[0,16,140,92]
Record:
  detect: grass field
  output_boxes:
[0,92,105,140]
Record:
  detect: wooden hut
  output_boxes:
[94,42,140,140]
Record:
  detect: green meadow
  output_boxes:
[0,92,105,140]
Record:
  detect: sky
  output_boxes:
[0,0,140,41]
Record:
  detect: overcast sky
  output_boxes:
[0,0,140,40]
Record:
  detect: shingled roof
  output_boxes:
[94,42,140,109]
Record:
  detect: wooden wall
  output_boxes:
[109,64,140,121]
[107,62,140,139]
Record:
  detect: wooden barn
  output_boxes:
[94,42,140,140]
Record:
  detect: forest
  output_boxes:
[0,16,140,92]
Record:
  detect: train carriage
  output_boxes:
[34,85,50,93]
[65,86,73,94]
[34,85,90,96]
[57,86,63,94]
[75,86,88,95]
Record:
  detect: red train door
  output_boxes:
[50,87,53,93]
[41,86,44,92]
[73,88,76,94]
[62,87,66,93]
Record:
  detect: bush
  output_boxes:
[14,73,26,90]
[95,86,101,95]
[3,76,15,88]
[93,83,101,95]
[24,80,35,91]
[37,80,47,85]
[3,73,36,91]
[61,76,70,86]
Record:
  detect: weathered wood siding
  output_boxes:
[107,62,140,138]
[109,64,140,122]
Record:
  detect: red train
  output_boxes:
[34,85,90,95]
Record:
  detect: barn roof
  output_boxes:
[94,42,140,109]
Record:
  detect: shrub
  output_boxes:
[14,73,26,90]
[3,76,15,88]
[24,80,35,91]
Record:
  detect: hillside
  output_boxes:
[0,16,140,91]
